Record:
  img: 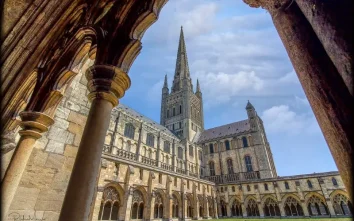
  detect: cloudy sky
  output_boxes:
[121,0,337,176]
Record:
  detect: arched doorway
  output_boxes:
[231,199,243,217]
[131,190,144,220]
[263,197,280,217]
[284,196,304,216]
[98,187,120,220]
[246,199,260,217]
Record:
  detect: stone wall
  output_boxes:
[6,59,93,221]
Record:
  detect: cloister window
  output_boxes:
[307,195,328,216]
[167,110,169,118]
[172,195,179,218]
[154,193,164,218]
[307,180,313,188]
[264,183,269,191]
[146,133,154,147]
[189,145,194,157]
[244,156,253,172]
[227,159,234,174]
[180,105,182,114]
[159,173,162,184]
[246,199,260,216]
[209,143,214,154]
[198,150,202,161]
[247,185,251,191]
[131,190,144,219]
[124,123,135,139]
[173,107,176,116]
[242,136,249,147]
[209,161,215,176]
[98,187,120,220]
[332,177,338,186]
[284,196,304,216]
[139,169,143,180]
[333,194,352,215]
[178,147,183,159]
[231,200,243,216]
[225,140,230,150]
[221,200,227,217]
[164,141,170,153]
[264,198,281,217]
[208,198,214,217]
[285,181,290,190]
[232,186,235,192]
[174,177,177,186]
[187,197,193,218]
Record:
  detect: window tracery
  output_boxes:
[246,199,259,216]
[264,198,280,217]
[333,194,352,215]
[284,196,304,216]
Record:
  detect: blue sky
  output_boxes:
[120,0,337,176]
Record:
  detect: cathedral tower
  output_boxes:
[160,27,204,142]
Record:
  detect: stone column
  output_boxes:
[59,65,130,221]
[136,122,143,161]
[257,202,264,217]
[295,0,353,96]
[244,0,354,200]
[278,202,285,217]
[213,199,218,219]
[325,199,336,216]
[167,195,173,219]
[122,188,134,221]
[226,203,231,217]
[241,204,247,217]
[149,192,156,220]
[1,111,54,219]
[301,201,309,217]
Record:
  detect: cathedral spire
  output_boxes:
[196,79,201,93]
[246,100,254,110]
[172,26,191,92]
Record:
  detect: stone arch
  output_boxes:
[98,185,123,220]
[131,188,145,220]
[244,196,259,217]
[330,190,352,215]
[154,190,165,219]
[305,192,329,216]
[282,194,304,216]
[185,193,194,218]
[172,191,181,218]
[230,196,243,217]
[262,196,281,217]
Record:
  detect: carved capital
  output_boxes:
[86,65,131,106]
[243,0,292,13]
[18,111,54,139]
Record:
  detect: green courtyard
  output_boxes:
[205,218,352,221]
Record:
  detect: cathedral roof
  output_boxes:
[116,104,179,139]
[197,119,251,143]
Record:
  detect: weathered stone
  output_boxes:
[20,166,57,189]
[47,126,71,143]
[55,107,70,119]
[35,135,49,150]
[53,117,70,130]
[28,149,49,167]
[43,211,60,221]
[64,145,78,157]
[67,111,87,126]
[45,154,65,170]
[45,140,65,154]
[65,100,81,112]
[9,187,40,210]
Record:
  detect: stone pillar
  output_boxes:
[258,202,264,217]
[122,188,134,221]
[1,111,54,219]
[325,199,336,216]
[301,201,310,217]
[295,0,353,96]
[241,204,247,217]
[167,195,173,219]
[226,203,231,217]
[278,202,286,217]
[59,65,130,220]
[157,132,161,167]
[136,122,143,161]
[244,0,354,200]
[149,192,156,220]
[213,199,218,219]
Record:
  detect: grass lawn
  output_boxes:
[204,218,352,221]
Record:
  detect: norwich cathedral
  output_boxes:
[1,0,353,221]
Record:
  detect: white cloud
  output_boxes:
[261,105,320,135]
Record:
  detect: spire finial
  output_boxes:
[246,100,254,109]
[196,79,201,92]
[163,74,168,88]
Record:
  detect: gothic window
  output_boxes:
[124,123,135,139]
[172,195,179,218]
[180,105,182,114]
[209,161,215,176]
[246,199,260,216]
[158,173,162,183]
[225,140,230,151]
[231,199,243,216]
[139,169,143,180]
[307,195,328,216]
[244,156,253,172]
[242,136,249,147]
[98,187,120,220]
[189,145,194,157]
[284,196,304,216]
[247,185,251,191]
[198,150,202,161]
[333,194,352,215]
[264,198,281,217]
[227,159,234,174]
[209,144,214,154]
[187,180,190,189]
[307,180,313,188]
[174,177,177,186]
[146,133,154,147]
[285,181,290,190]
[264,183,269,191]
[173,124,175,130]
[220,187,223,192]
[186,197,193,218]
[332,177,338,186]
[164,141,170,153]
[232,186,235,192]
[173,107,176,116]
[131,190,144,219]
[167,109,169,118]
[178,147,183,159]
[179,122,182,129]
[221,200,227,216]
